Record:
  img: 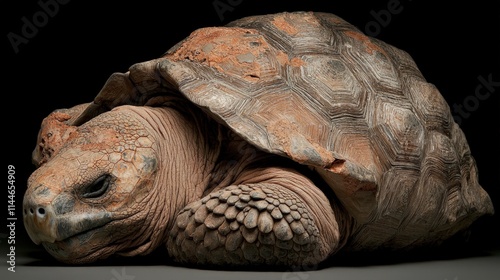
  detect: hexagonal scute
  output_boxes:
[299,55,369,120]
[371,99,425,169]
[340,31,402,96]
[404,76,454,136]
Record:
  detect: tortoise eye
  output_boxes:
[83,175,111,199]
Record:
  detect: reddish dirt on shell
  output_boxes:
[343,30,386,55]
[165,27,271,81]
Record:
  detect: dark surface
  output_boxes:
[3,0,499,279]
[2,231,500,279]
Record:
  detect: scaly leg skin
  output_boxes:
[167,167,342,267]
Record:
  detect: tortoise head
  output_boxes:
[23,105,164,263]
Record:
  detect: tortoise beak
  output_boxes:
[23,186,113,245]
[22,199,57,245]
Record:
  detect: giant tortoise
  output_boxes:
[23,11,494,267]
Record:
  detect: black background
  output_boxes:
[3,0,499,256]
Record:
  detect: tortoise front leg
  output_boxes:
[167,167,343,267]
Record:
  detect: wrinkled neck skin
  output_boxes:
[128,105,221,255]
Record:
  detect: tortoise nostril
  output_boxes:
[30,208,34,214]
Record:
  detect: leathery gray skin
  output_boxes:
[23,103,344,266]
